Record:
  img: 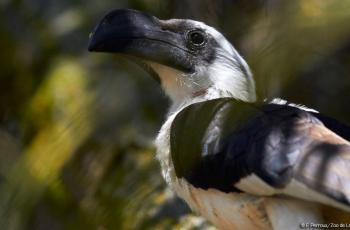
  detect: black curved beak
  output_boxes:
[88,9,193,73]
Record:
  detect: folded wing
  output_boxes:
[170,98,350,211]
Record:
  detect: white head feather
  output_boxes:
[148,19,256,112]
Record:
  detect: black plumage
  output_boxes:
[170,98,350,208]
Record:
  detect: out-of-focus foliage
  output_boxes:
[0,0,350,229]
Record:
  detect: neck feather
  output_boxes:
[148,62,257,113]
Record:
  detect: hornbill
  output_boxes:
[88,9,350,230]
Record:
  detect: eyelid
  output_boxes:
[186,29,206,37]
[186,29,207,47]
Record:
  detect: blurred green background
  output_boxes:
[1,0,350,229]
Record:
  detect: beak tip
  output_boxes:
[87,43,95,52]
[88,33,99,52]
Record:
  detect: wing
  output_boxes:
[312,111,350,141]
[170,98,350,211]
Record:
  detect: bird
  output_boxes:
[88,9,350,230]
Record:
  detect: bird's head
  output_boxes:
[89,9,256,110]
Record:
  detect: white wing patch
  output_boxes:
[235,174,350,212]
[235,174,276,196]
[283,179,350,212]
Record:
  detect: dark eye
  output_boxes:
[188,30,206,47]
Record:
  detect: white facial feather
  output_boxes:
[149,20,256,111]
[206,50,256,102]
[188,20,256,102]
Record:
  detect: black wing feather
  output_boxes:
[170,98,350,209]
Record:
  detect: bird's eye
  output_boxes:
[188,30,206,47]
